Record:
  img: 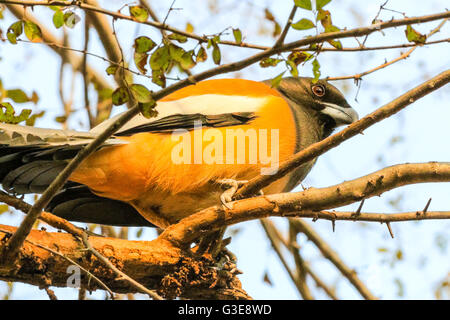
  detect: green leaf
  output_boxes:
[138,101,157,119]
[134,36,156,53]
[52,10,64,29]
[232,28,242,44]
[25,110,45,126]
[152,69,166,88]
[7,21,23,45]
[6,89,29,103]
[168,43,186,62]
[286,60,299,77]
[180,50,196,70]
[327,39,342,49]
[129,5,149,22]
[259,57,282,68]
[130,84,153,103]
[405,25,427,44]
[106,65,119,76]
[63,12,80,28]
[168,33,188,43]
[294,0,312,10]
[24,21,42,42]
[212,43,221,65]
[312,58,321,83]
[150,46,170,71]
[111,87,130,106]
[134,52,149,74]
[324,24,340,33]
[316,0,332,10]
[271,71,286,88]
[0,102,32,124]
[196,46,207,63]
[291,18,315,30]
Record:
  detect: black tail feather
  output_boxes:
[47,186,155,227]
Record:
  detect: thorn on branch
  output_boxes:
[385,222,394,239]
[351,199,365,221]
[330,212,337,232]
[422,198,432,215]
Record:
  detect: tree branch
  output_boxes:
[4,3,112,90]
[160,162,450,247]
[260,219,314,299]
[235,69,450,198]
[0,225,249,299]
[290,219,376,300]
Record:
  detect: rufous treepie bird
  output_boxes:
[0,77,358,229]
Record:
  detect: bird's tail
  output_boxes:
[0,122,120,194]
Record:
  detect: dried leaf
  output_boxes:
[259,57,282,68]
[111,87,130,106]
[196,46,207,63]
[134,52,149,74]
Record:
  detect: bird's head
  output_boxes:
[271,77,359,138]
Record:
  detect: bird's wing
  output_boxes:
[47,185,155,227]
[90,78,281,136]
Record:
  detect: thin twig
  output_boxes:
[44,287,58,300]
[260,219,313,299]
[0,227,116,299]
[274,5,297,48]
[81,232,163,300]
[291,219,377,300]
[0,191,84,237]
[1,1,449,52]
[82,16,94,128]
[328,19,447,81]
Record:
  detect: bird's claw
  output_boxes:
[216,179,248,209]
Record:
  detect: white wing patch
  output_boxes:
[90,94,270,135]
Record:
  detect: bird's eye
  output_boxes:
[312,84,326,97]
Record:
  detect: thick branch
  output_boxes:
[160,162,450,247]
[0,225,248,299]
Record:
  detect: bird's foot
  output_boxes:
[216,178,249,209]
